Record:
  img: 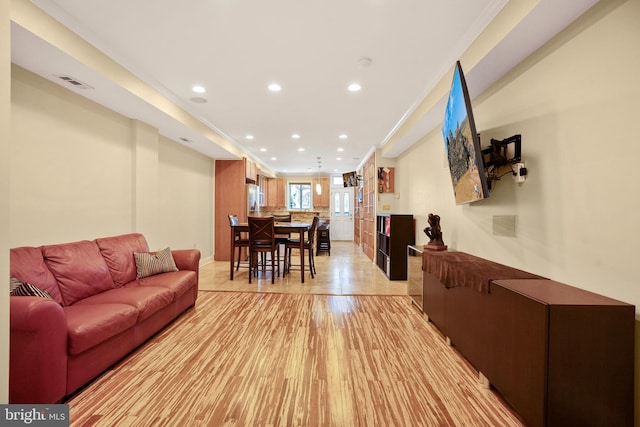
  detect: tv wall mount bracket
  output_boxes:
[481,134,523,190]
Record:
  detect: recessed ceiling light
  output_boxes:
[358,57,373,68]
[336,157,342,161]
[337,147,345,152]
[348,83,361,92]
[245,134,254,140]
[268,83,282,92]
[297,148,305,152]
[339,134,348,139]
[271,157,277,161]
[292,133,301,139]
[260,148,267,152]
[192,85,206,94]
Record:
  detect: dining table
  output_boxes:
[230,221,312,283]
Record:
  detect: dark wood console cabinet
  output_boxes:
[421,251,635,427]
[407,245,424,309]
[488,279,634,427]
[422,267,446,329]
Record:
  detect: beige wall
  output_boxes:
[376,156,398,215]
[158,135,214,257]
[395,0,639,421]
[10,65,214,255]
[1,0,10,404]
[11,65,132,245]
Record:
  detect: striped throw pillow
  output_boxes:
[11,280,54,299]
[10,277,23,293]
[134,247,178,279]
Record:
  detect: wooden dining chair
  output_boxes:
[272,213,292,251]
[284,215,319,279]
[228,214,249,280]
[272,214,292,222]
[248,216,279,284]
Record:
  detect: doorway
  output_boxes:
[330,186,354,240]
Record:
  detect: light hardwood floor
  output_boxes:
[199,242,409,295]
[66,242,525,426]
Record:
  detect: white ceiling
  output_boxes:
[11,0,597,176]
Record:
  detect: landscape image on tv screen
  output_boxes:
[442,61,489,205]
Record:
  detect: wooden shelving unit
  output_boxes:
[361,154,376,261]
[354,172,361,247]
[376,214,414,280]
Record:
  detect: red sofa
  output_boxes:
[9,233,200,404]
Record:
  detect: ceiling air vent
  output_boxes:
[55,75,94,90]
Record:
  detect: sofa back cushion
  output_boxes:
[42,240,115,306]
[10,246,64,305]
[95,233,149,287]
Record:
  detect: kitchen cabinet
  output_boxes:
[244,157,257,182]
[267,177,285,208]
[258,174,268,207]
[312,177,329,207]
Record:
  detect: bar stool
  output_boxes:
[316,223,331,256]
[228,214,249,280]
[284,216,319,278]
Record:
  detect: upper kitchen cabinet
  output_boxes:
[244,157,257,183]
[267,177,286,208]
[312,177,330,207]
[258,174,268,207]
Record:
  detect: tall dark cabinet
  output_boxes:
[376,214,414,280]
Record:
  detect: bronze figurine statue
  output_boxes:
[423,213,447,250]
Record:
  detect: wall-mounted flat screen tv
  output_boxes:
[442,61,489,205]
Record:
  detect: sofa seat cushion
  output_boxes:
[64,304,139,355]
[10,246,64,305]
[73,287,174,321]
[42,240,115,306]
[95,233,149,288]
[129,271,196,299]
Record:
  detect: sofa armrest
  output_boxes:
[172,249,201,300]
[172,249,201,274]
[10,297,68,403]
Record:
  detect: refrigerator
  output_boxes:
[246,184,260,217]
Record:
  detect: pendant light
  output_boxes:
[315,157,322,195]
